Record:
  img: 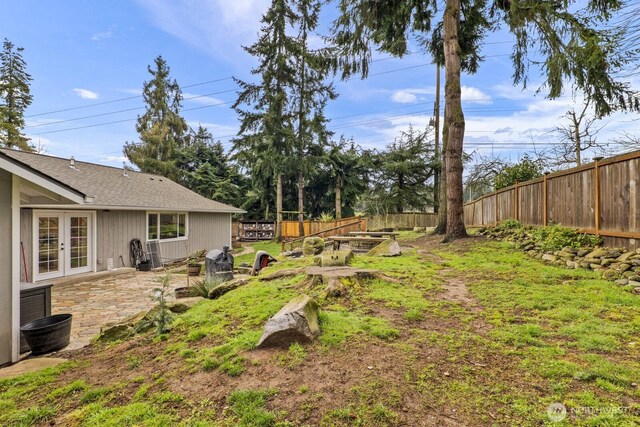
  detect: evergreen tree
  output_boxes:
[124,56,188,181]
[174,126,246,208]
[290,0,337,235]
[331,0,638,241]
[363,126,436,214]
[232,0,298,240]
[0,38,33,151]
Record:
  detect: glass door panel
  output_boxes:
[35,214,63,279]
[65,213,91,275]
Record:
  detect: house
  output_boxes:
[0,148,244,366]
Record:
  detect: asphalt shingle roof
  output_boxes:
[0,148,244,213]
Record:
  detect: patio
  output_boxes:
[50,271,188,351]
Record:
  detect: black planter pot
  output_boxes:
[20,314,73,355]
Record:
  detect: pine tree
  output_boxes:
[124,56,188,181]
[175,126,246,207]
[232,0,298,240]
[0,38,33,151]
[291,0,336,236]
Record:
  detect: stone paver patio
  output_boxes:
[51,271,189,350]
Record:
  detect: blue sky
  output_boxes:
[4,0,638,167]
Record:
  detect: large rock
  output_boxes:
[586,247,608,259]
[167,297,204,313]
[302,237,325,256]
[541,254,558,262]
[257,295,320,348]
[320,250,354,267]
[367,239,401,257]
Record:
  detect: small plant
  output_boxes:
[319,212,334,222]
[151,275,173,335]
[126,355,141,369]
[192,275,225,298]
[531,223,602,251]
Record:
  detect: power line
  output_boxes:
[25,88,238,129]
[25,76,235,118]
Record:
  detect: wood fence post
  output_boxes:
[494,190,498,226]
[480,197,484,226]
[594,157,602,235]
[514,182,519,221]
[543,172,549,227]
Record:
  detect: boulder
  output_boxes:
[601,259,614,268]
[612,263,631,273]
[562,246,578,254]
[541,254,558,262]
[566,260,579,269]
[556,251,575,259]
[627,274,640,282]
[257,295,320,348]
[616,251,635,262]
[167,297,204,313]
[302,237,325,256]
[615,279,629,286]
[633,287,640,295]
[601,270,619,281]
[96,324,134,342]
[586,247,608,259]
[367,239,402,257]
[208,279,249,299]
[413,227,426,232]
[590,264,603,270]
[576,249,590,257]
[320,250,354,267]
[628,280,640,287]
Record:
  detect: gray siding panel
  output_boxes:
[96,210,146,271]
[159,212,232,261]
[0,171,13,365]
[96,211,231,269]
[20,209,32,282]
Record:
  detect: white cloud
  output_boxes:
[461,86,492,104]
[183,92,226,106]
[73,88,99,99]
[390,90,417,104]
[135,0,270,62]
[91,30,113,41]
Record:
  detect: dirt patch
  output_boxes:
[437,269,482,313]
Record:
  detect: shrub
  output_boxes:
[531,223,602,251]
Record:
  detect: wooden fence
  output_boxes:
[367,213,437,231]
[281,216,367,239]
[463,150,640,250]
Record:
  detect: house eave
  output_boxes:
[19,203,245,214]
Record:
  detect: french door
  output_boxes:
[34,211,93,281]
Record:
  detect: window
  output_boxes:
[147,212,187,241]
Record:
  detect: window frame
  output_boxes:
[146,211,188,242]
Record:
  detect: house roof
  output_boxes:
[0,148,244,213]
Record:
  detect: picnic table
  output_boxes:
[348,231,399,240]
[326,236,389,251]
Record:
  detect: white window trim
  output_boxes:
[145,211,189,243]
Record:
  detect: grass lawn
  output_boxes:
[1,234,638,426]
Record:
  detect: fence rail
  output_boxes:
[367,213,437,230]
[463,150,640,250]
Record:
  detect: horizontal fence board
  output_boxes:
[464,150,640,250]
[367,213,437,230]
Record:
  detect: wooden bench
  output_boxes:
[348,231,399,240]
[326,236,389,251]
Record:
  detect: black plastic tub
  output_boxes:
[20,314,73,355]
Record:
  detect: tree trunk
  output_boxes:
[276,173,283,242]
[298,172,305,237]
[434,109,448,235]
[442,0,467,241]
[335,175,342,219]
[433,64,441,214]
[573,111,581,166]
